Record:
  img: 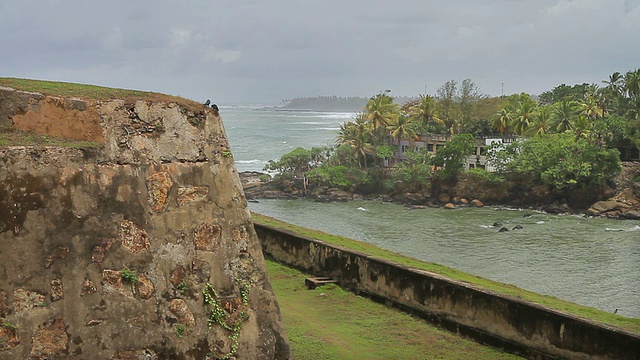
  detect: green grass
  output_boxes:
[267,260,522,360]
[0,77,196,105]
[253,213,640,334]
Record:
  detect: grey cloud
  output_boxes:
[0,0,638,103]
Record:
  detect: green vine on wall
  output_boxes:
[203,283,250,359]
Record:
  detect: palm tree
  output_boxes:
[364,90,399,146]
[387,114,417,156]
[513,98,537,134]
[624,69,640,99]
[491,108,513,136]
[573,115,593,140]
[552,100,577,133]
[578,94,603,119]
[406,94,445,134]
[602,71,624,95]
[524,106,551,137]
[336,114,374,169]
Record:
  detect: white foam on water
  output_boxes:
[236,159,266,164]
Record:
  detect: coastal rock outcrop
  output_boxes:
[0,87,290,359]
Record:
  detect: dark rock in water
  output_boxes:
[623,210,640,220]
[522,213,532,218]
[512,225,523,230]
[586,200,628,216]
[492,222,503,227]
[248,200,259,203]
[545,203,571,214]
[498,227,509,232]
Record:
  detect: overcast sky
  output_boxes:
[1,0,638,104]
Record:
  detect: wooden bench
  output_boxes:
[304,276,338,290]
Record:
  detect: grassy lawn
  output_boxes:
[253,213,640,334]
[267,260,523,360]
[0,77,195,105]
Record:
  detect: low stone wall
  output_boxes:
[254,222,640,360]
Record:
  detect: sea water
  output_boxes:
[221,104,640,319]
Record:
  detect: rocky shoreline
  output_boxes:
[240,162,640,220]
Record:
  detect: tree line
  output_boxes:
[265,69,638,204]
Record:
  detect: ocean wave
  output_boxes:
[605,225,640,232]
[311,113,358,119]
[235,159,267,164]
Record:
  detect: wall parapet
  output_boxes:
[254,222,640,360]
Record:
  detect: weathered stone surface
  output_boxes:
[0,88,290,359]
[13,289,46,313]
[101,269,125,294]
[50,279,64,302]
[91,238,116,263]
[119,220,150,253]
[80,279,97,296]
[471,199,484,207]
[444,202,456,209]
[169,299,196,326]
[170,265,186,288]
[219,296,248,328]
[177,186,209,206]
[113,349,158,360]
[194,222,221,252]
[0,322,19,350]
[44,246,69,269]
[12,96,105,142]
[30,316,68,359]
[191,259,212,283]
[147,171,173,212]
[136,274,155,300]
[0,290,8,317]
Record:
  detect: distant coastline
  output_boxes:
[267,95,415,112]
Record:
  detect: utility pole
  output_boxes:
[501,82,504,96]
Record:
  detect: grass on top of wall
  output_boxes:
[252,212,640,334]
[267,260,523,360]
[0,77,199,106]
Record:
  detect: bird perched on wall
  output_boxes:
[204,99,211,106]
[614,309,618,314]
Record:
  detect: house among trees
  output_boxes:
[393,134,518,172]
